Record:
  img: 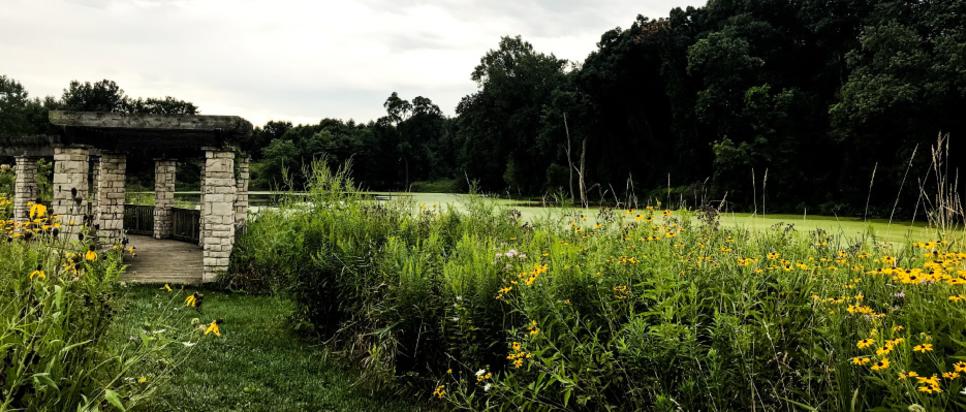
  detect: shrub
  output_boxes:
[230,164,966,410]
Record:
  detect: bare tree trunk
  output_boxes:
[563,113,575,203]
[578,137,588,208]
[751,168,757,215]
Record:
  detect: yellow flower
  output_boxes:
[28,202,47,219]
[875,346,893,357]
[953,361,966,373]
[913,343,933,353]
[870,358,890,371]
[527,320,540,337]
[137,376,149,384]
[856,338,875,349]
[884,338,904,349]
[432,385,446,399]
[851,357,871,366]
[475,369,492,383]
[613,284,630,300]
[84,249,98,262]
[162,284,173,293]
[917,384,942,394]
[29,268,46,281]
[942,371,960,380]
[204,319,223,337]
[898,370,919,380]
[185,293,199,308]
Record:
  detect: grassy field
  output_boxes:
[115,286,426,412]
[124,188,946,242]
[379,192,945,245]
[128,190,946,244]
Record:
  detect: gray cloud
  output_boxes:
[1,0,704,126]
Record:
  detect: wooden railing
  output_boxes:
[172,208,201,243]
[123,205,201,243]
[123,205,154,235]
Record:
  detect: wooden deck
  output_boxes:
[124,235,203,284]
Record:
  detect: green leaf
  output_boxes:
[104,389,126,411]
[32,373,59,391]
[55,285,65,309]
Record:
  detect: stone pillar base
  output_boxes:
[154,160,177,239]
[234,156,250,227]
[201,149,236,282]
[13,156,38,224]
[96,153,126,245]
[52,146,90,238]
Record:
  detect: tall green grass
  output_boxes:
[1,213,194,410]
[229,164,966,410]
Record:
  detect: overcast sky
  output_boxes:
[1,0,704,126]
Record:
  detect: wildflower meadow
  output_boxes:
[0,196,199,410]
[224,165,966,411]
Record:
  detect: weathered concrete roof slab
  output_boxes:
[49,111,252,136]
[0,135,60,157]
[2,112,253,158]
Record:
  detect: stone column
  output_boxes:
[153,160,177,239]
[89,156,100,219]
[198,162,205,247]
[201,149,236,282]
[13,156,38,224]
[95,153,126,245]
[234,156,250,227]
[52,146,90,237]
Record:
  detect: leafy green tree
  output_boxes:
[124,96,198,115]
[457,36,568,193]
[0,75,48,135]
[61,80,127,112]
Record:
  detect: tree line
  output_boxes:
[3,0,965,217]
[242,0,966,217]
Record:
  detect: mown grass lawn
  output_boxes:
[115,286,428,412]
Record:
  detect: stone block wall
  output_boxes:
[95,153,126,245]
[153,160,177,239]
[198,164,205,246]
[201,150,236,282]
[234,156,250,227]
[90,156,100,217]
[52,146,90,237]
[13,157,38,223]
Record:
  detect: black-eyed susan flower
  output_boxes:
[185,292,203,309]
[870,358,890,371]
[432,385,446,399]
[913,343,934,353]
[204,319,223,336]
[851,357,871,366]
[475,369,492,383]
[29,266,45,281]
[28,202,47,219]
[527,320,540,337]
[898,370,919,380]
[856,339,875,349]
[84,246,98,262]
